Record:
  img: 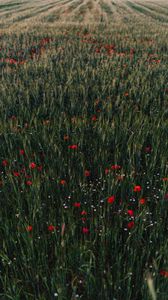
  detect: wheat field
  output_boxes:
[0,0,168,299]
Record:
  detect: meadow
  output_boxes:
[0,0,168,299]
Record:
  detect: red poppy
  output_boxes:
[139,198,146,205]
[26,180,32,186]
[91,115,97,121]
[84,170,90,177]
[2,160,8,167]
[107,195,115,204]
[29,162,36,169]
[127,209,134,216]
[37,165,42,172]
[26,225,33,232]
[82,227,89,233]
[81,210,87,215]
[134,185,142,192]
[105,168,110,175]
[124,92,129,97]
[13,171,20,177]
[68,145,78,149]
[19,149,25,155]
[111,165,121,170]
[60,179,66,185]
[48,225,55,232]
[127,221,135,229]
[160,270,168,278]
[162,178,168,181]
[145,146,152,153]
[73,202,81,207]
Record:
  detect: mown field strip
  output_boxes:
[0,0,168,28]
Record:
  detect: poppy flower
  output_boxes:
[84,170,90,177]
[68,144,78,149]
[91,115,97,121]
[2,160,8,167]
[48,225,55,232]
[160,270,168,278]
[13,171,20,177]
[26,225,33,232]
[81,210,87,215]
[73,202,81,207]
[162,178,168,181]
[107,195,115,204]
[111,165,121,170]
[37,165,42,172]
[105,168,110,175]
[145,146,152,153]
[82,227,89,233]
[139,198,146,205]
[19,149,25,155]
[127,210,134,216]
[134,185,142,192]
[29,162,36,169]
[60,180,66,185]
[127,221,135,229]
[26,180,32,186]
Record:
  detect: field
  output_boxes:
[0,0,168,299]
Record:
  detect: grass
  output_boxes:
[0,0,168,299]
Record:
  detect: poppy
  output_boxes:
[2,160,8,167]
[91,115,97,121]
[73,202,81,207]
[82,227,89,233]
[127,210,134,216]
[68,145,78,149]
[160,270,168,278]
[127,221,135,229]
[60,180,66,185]
[162,178,168,181]
[107,196,115,204]
[26,180,32,186]
[81,210,87,215]
[29,162,36,169]
[19,149,25,155]
[105,168,109,175]
[111,165,121,170]
[26,225,33,232]
[48,225,55,232]
[84,170,90,177]
[37,166,43,172]
[134,185,142,192]
[13,171,20,177]
[139,198,146,205]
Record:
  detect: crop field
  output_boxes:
[0,0,168,299]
